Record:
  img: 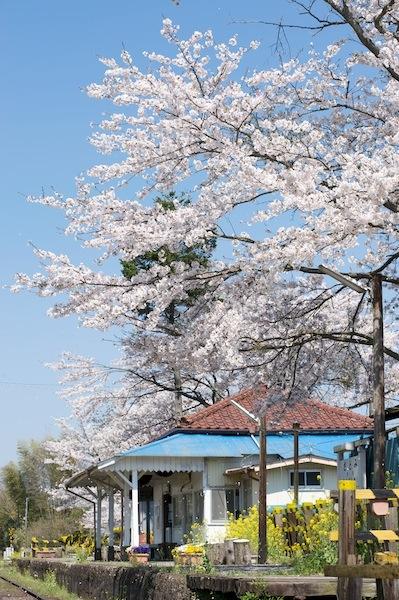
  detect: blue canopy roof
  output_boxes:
[120,432,365,460]
[120,433,259,458]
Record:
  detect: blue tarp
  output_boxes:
[120,432,365,460]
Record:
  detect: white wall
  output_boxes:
[144,460,338,546]
[150,471,204,545]
[252,463,337,506]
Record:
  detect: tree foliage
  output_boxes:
[12,0,399,471]
[0,440,77,549]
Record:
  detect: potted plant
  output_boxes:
[127,544,150,564]
[172,544,204,567]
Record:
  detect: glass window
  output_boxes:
[211,489,227,521]
[226,489,235,515]
[305,471,321,486]
[172,496,183,526]
[242,479,252,511]
[193,491,204,522]
[290,471,321,487]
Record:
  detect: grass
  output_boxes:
[0,561,83,600]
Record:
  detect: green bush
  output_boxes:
[226,505,286,562]
[226,500,338,572]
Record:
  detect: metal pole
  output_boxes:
[293,423,300,505]
[258,413,267,563]
[372,273,386,489]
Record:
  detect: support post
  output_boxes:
[122,485,131,547]
[107,492,115,561]
[95,487,102,561]
[293,422,300,506]
[337,480,361,600]
[372,273,386,489]
[203,464,212,542]
[258,413,267,564]
[130,470,139,548]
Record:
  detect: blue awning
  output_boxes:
[119,432,364,460]
[120,433,259,458]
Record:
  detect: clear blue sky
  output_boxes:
[0,0,336,466]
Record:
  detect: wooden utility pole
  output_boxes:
[293,422,300,505]
[258,413,267,563]
[337,480,361,600]
[372,273,386,489]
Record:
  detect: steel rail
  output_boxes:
[0,573,51,600]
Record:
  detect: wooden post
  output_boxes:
[372,274,386,490]
[258,413,267,564]
[293,422,300,506]
[337,480,362,600]
[224,539,235,565]
[233,539,251,565]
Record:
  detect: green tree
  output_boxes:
[121,191,216,420]
[0,439,73,549]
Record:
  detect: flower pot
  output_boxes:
[139,533,147,544]
[174,552,203,567]
[129,553,150,564]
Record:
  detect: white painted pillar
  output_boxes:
[122,485,131,547]
[95,487,102,560]
[108,493,115,545]
[107,492,115,561]
[130,470,139,547]
[202,463,212,541]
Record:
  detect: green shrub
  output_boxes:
[226,505,286,562]
[226,500,338,572]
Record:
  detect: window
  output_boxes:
[211,487,242,521]
[172,496,184,526]
[193,491,204,522]
[211,489,227,521]
[173,492,204,531]
[242,479,252,511]
[289,470,321,487]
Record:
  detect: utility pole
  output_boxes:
[24,497,29,549]
[293,422,300,505]
[258,413,267,564]
[372,273,386,489]
[319,265,387,488]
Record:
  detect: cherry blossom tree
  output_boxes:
[14,0,399,458]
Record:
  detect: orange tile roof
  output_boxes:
[179,388,373,433]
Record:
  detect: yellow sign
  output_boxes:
[338,480,357,490]
[370,530,399,542]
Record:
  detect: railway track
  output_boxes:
[0,573,49,600]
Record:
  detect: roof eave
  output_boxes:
[163,427,373,437]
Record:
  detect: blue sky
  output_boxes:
[0,0,338,465]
